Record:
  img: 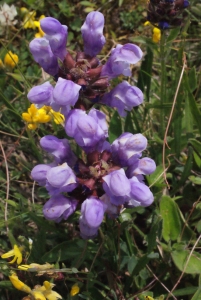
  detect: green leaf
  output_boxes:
[119,212,132,222]
[119,0,124,6]
[6,72,25,82]
[189,139,201,155]
[159,196,181,242]
[166,27,180,43]
[188,66,197,92]
[108,110,122,143]
[80,1,95,6]
[171,249,201,274]
[189,175,201,185]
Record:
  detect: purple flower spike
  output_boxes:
[103,169,131,205]
[31,164,52,186]
[29,38,59,76]
[129,177,154,207]
[40,135,77,166]
[27,82,54,106]
[101,81,143,117]
[126,157,156,178]
[101,43,143,79]
[53,78,81,106]
[79,219,99,239]
[40,17,68,61]
[65,108,108,153]
[81,11,106,57]
[43,195,78,222]
[46,163,77,195]
[111,133,147,167]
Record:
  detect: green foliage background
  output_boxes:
[0,0,201,299]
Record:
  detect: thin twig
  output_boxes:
[0,141,9,233]
[162,52,187,188]
[166,234,201,300]
[146,265,177,300]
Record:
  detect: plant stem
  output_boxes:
[160,30,166,137]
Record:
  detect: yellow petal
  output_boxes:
[22,112,32,122]
[9,274,32,293]
[144,21,151,26]
[31,291,46,300]
[70,284,80,296]
[28,123,38,130]
[1,249,14,259]
[4,51,18,68]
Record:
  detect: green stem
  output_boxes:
[160,30,167,137]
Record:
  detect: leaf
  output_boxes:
[6,72,25,82]
[189,139,201,155]
[119,0,124,6]
[188,66,197,92]
[159,196,181,242]
[108,110,122,143]
[189,176,201,185]
[80,1,95,6]
[171,249,201,274]
[166,27,180,43]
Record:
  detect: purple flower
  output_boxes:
[126,157,156,178]
[129,177,154,207]
[43,195,78,222]
[40,135,77,166]
[46,163,77,195]
[101,43,143,79]
[27,82,54,106]
[79,197,107,239]
[101,81,143,117]
[40,17,67,61]
[81,11,105,57]
[29,38,59,76]
[31,164,52,186]
[103,169,131,205]
[100,194,120,218]
[53,78,81,106]
[65,108,108,153]
[111,133,147,167]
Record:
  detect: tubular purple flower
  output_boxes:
[31,164,52,186]
[126,157,156,178]
[101,43,143,79]
[111,133,147,167]
[46,163,77,195]
[129,177,154,207]
[102,169,131,205]
[53,78,81,106]
[40,135,77,166]
[65,108,108,153]
[100,194,120,218]
[40,17,68,61]
[80,197,106,228]
[27,82,54,106]
[79,218,99,239]
[29,38,59,76]
[81,11,106,57]
[101,81,143,117]
[43,195,78,222]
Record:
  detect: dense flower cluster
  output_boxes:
[28,11,156,239]
[0,3,17,28]
[147,0,190,29]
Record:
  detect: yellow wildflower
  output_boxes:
[1,244,23,264]
[18,263,54,271]
[144,21,161,43]
[152,27,161,43]
[9,274,62,300]
[22,104,51,130]
[34,15,45,38]
[9,273,32,293]
[4,51,18,68]
[70,283,80,296]
[21,7,36,29]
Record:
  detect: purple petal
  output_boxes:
[27,82,54,106]
[81,11,106,57]
[31,164,52,186]
[53,78,81,106]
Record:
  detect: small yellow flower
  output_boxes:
[18,263,54,271]
[70,283,80,296]
[4,51,18,68]
[1,244,23,264]
[21,7,36,29]
[152,27,161,43]
[144,21,161,43]
[9,273,32,293]
[34,15,45,38]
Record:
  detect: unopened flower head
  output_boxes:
[147,0,190,29]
